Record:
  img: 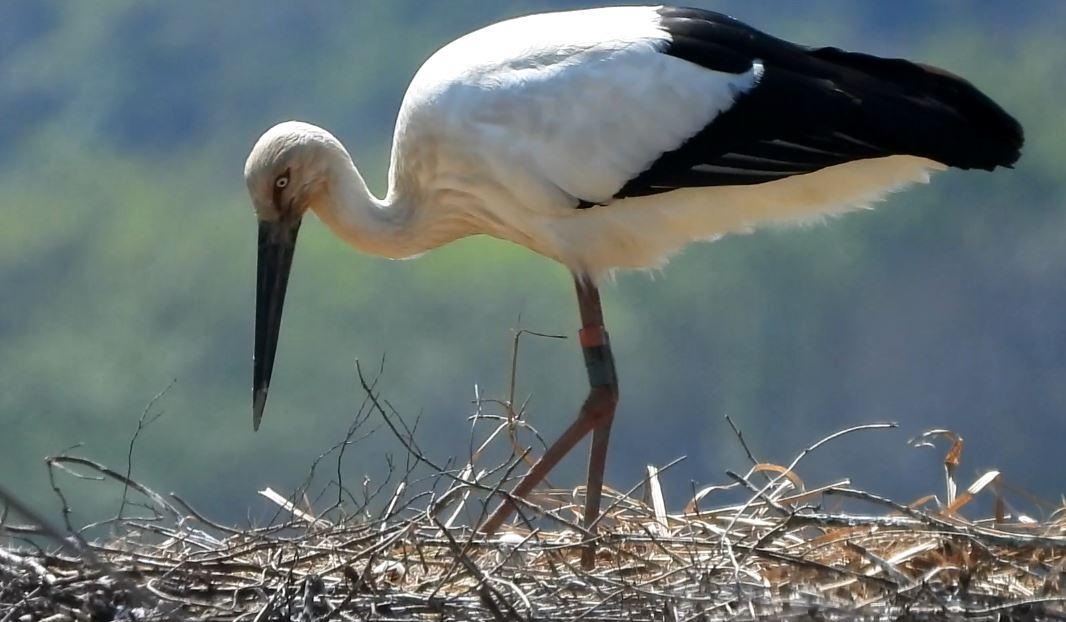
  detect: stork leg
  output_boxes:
[481,277,618,566]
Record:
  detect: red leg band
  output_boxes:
[579,325,607,348]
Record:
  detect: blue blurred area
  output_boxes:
[1,1,1064,528]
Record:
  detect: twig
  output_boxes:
[119,379,176,520]
[724,414,760,470]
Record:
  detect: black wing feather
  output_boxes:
[611,7,1023,200]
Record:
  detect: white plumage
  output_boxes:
[243,5,1021,545]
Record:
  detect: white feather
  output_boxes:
[549,155,945,277]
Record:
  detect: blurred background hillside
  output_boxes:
[2,1,1064,527]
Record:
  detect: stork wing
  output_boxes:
[403,6,1020,211]
[614,8,1022,200]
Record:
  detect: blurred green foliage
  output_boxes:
[1,1,1064,526]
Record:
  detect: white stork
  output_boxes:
[243,6,1022,551]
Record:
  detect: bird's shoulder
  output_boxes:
[399,7,672,122]
[420,8,665,82]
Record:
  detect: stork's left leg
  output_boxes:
[480,277,618,565]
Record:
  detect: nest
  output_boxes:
[2,372,1065,621]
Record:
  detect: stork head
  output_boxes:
[244,121,345,430]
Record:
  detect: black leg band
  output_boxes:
[583,340,617,388]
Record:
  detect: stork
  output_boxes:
[244,6,1022,549]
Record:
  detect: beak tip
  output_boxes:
[252,388,268,431]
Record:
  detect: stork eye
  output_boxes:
[274,175,289,189]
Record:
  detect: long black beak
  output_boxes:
[253,218,301,430]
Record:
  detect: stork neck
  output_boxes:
[312,159,419,259]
